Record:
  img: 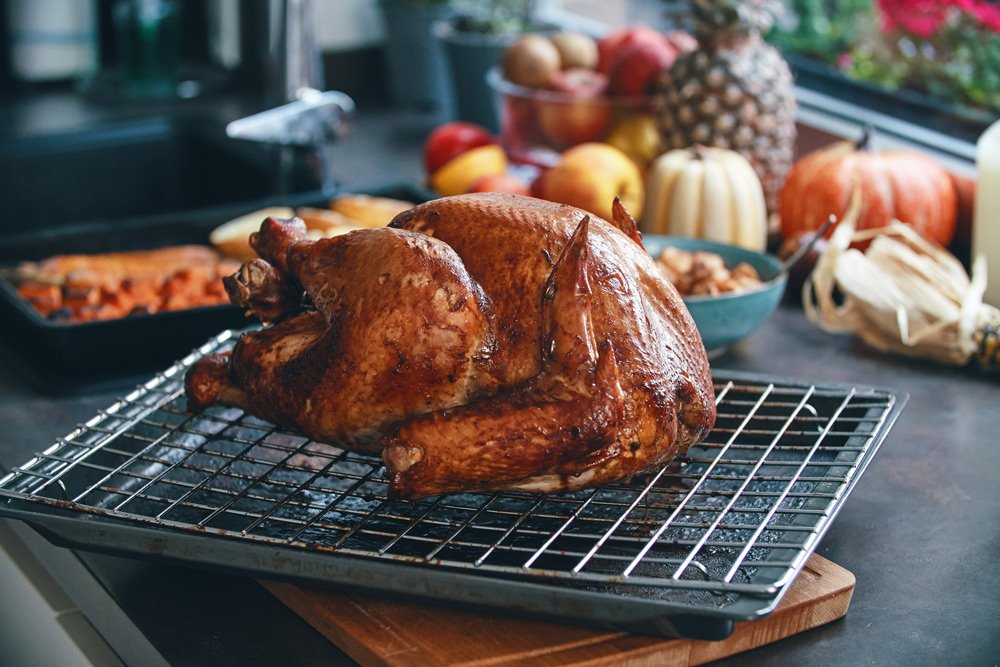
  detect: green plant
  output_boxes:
[769,0,874,58]
[768,0,1000,115]
[450,0,541,34]
[849,2,1000,113]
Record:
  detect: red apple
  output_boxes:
[596,27,667,74]
[423,122,496,176]
[469,173,531,196]
[537,68,613,149]
[499,94,544,162]
[547,68,609,96]
[537,95,613,149]
[607,39,679,97]
[502,95,538,138]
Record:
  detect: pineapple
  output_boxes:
[658,0,796,213]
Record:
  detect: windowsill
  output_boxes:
[794,87,978,178]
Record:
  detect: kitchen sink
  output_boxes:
[0,117,312,235]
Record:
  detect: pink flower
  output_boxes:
[966,0,1000,32]
[877,0,948,38]
[836,52,854,70]
[942,0,1000,33]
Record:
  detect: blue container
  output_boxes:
[643,236,787,357]
[379,1,457,116]
[434,18,514,133]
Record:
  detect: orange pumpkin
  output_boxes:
[779,131,957,247]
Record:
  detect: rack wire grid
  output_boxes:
[0,330,903,638]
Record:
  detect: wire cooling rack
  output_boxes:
[0,330,903,638]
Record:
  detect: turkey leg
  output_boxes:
[187,224,497,448]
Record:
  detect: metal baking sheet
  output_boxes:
[0,330,904,639]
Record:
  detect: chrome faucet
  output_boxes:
[227,0,354,192]
[240,0,324,105]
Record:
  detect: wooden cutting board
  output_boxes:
[261,555,853,667]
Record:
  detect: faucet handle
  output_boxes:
[226,90,354,147]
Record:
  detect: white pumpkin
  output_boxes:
[641,146,767,251]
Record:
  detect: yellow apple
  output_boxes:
[606,113,663,171]
[535,142,644,221]
[430,144,508,197]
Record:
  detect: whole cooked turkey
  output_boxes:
[185,194,716,499]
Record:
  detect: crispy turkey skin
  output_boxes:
[185,193,715,498]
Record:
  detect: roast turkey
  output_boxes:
[185,193,716,499]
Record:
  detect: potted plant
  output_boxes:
[378,0,460,116]
[435,0,554,132]
[768,0,1000,141]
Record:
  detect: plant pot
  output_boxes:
[784,52,993,145]
[434,18,518,133]
[378,0,457,115]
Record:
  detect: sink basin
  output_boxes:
[0,117,305,234]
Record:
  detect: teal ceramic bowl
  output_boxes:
[643,236,787,357]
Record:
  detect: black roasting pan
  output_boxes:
[0,184,432,391]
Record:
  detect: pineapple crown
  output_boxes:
[689,0,780,39]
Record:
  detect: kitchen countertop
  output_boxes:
[0,101,998,666]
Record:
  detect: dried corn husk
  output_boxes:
[803,205,1000,372]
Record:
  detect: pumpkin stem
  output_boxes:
[855,124,876,152]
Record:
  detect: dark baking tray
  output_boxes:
[0,183,433,393]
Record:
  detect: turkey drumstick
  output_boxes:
[188,220,496,449]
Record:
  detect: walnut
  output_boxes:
[655,247,762,297]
